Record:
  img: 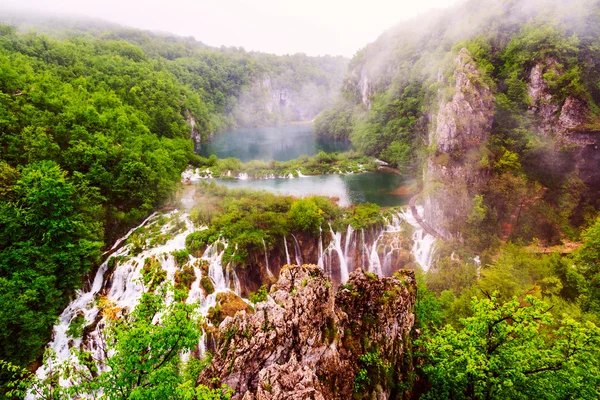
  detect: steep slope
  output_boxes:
[317,0,600,247]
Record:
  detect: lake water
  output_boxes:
[199,124,349,162]
[216,172,411,207]
[199,124,410,207]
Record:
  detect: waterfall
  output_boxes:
[291,234,303,266]
[402,207,436,271]
[283,236,291,265]
[368,236,383,276]
[317,228,324,268]
[207,243,227,291]
[262,238,274,277]
[296,169,308,177]
[328,224,349,283]
[231,266,241,296]
[344,225,355,273]
[33,203,439,394]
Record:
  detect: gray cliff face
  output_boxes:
[198,264,416,400]
[527,60,600,199]
[233,75,336,127]
[423,49,494,239]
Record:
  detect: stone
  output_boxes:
[197,264,417,400]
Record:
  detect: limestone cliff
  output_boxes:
[198,264,416,400]
[527,60,600,200]
[423,49,494,239]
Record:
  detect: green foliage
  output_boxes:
[348,203,382,230]
[249,285,269,304]
[353,350,392,396]
[0,161,103,366]
[289,198,324,234]
[420,293,600,399]
[171,249,190,267]
[1,287,232,399]
[192,151,378,178]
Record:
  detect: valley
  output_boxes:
[2,0,600,398]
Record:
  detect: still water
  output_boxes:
[200,124,349,162]
[216,171,411,207]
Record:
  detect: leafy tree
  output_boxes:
[420,293,600,399]
[1,288,232,399]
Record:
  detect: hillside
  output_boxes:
[0,19,345,372]
[2,11,349,133]
[316,0,600,249]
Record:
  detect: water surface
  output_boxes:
[200,124,349,162]
[215,171,411,207]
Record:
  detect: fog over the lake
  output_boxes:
[2,0,462,56]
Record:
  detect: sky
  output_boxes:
[3,0,463,57]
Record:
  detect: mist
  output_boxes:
[0,0,463,57]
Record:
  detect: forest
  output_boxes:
[1,0,600,398]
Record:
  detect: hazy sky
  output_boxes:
[4,0,463,57]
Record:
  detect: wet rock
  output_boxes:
[198,264,416,400]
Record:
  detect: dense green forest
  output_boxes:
[3,12,348,130]
[0,20,345,373]
[2,0,600,398]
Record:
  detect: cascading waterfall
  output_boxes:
[344,225,355,273]
[33,204,436,394]
[262,238,274,277]
[402,206,436,271]
[283,236,291,265]
[291,234,303,266]
[325,224,349,283]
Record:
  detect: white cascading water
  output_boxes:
[283,236,291,265]
[33,205,436,394]
[402,206,436,271]
[262,238,274,277]
[291,234,303,266]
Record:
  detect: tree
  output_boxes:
[419,293,600,399]
[2,288,232,399]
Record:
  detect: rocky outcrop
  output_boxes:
[433,49,495,153]
[526,60,600,200]
[198,264,417,400]
[423,49,494,239]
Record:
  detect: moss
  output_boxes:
[200,276,215,295]
[171,249,189,267]
[175,263,195,292]
[208,292,251,325]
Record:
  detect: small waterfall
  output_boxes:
[207,243,227,290]
[402,207,436,271]
[283,236,291,265]
[328,224,349,283]
[344,225,355,273]
[291,234,303,266]
[262,238,274,277]
[296,169,308,177]
[231,267,241,296]
[360,229,367,270]
[317,228,324,268]
[368,236,383,275]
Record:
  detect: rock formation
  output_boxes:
[198,264,417,400]
[423,48,494,239]
[526,59,600,201]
